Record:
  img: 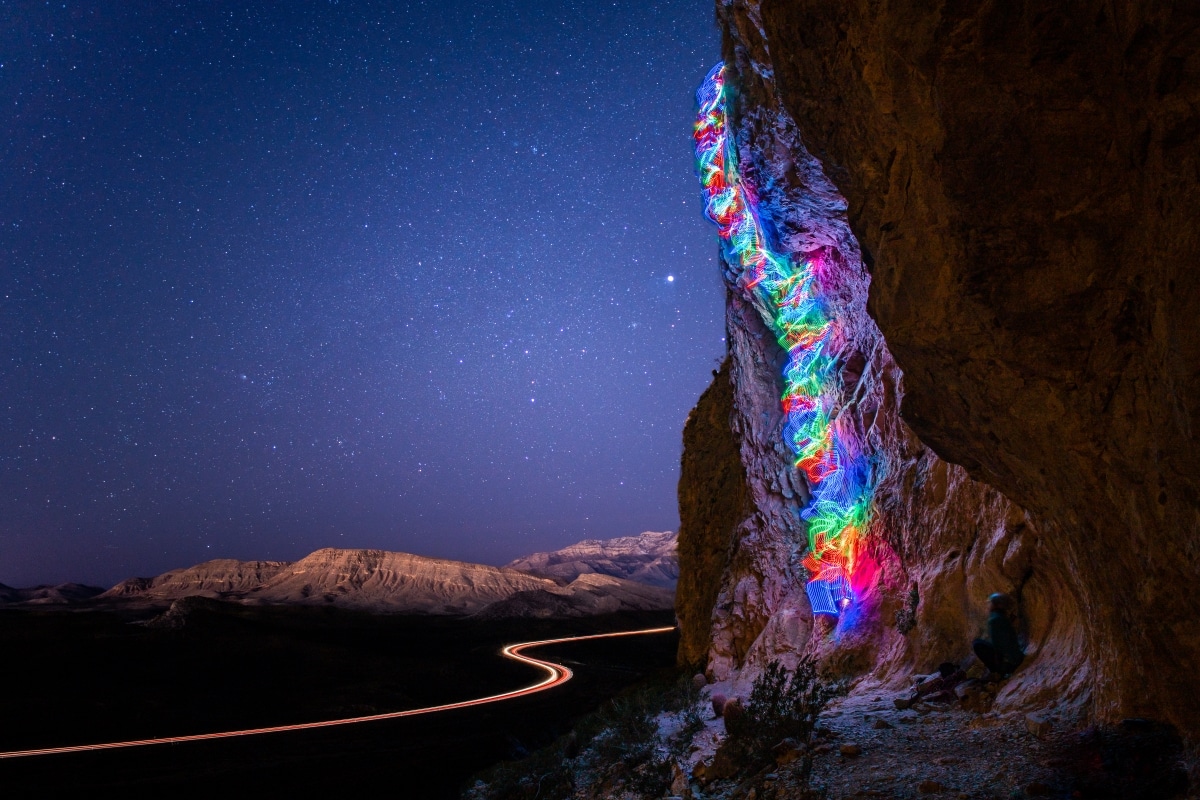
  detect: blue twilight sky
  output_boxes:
[0,0,726,587]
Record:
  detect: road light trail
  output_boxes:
[0,624,676,760]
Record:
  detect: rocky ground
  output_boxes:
[464,662,1192,800]
[675,675,1189,800]
[800,689,1069,799]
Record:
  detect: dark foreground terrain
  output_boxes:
[0,602,677,795]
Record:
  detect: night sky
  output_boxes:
[1,1,725,587]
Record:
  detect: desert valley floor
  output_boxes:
[0,603,678,796]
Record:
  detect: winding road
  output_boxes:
[0,624,675,760]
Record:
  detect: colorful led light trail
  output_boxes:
[694,63,875,616]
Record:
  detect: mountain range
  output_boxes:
[0,532,678,619]
[504,530,678,588]
[0,582,105,605]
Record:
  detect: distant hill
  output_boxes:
[504,530,678,588]
[0,582,105,606]
[86,546,672,618]
[100,559,290,599]
[99,549,559,615]
[2,534,678,618]
[473,573,673,620]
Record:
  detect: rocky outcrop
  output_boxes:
[687,256,1055,708]
[505,530,679,588]
[678,0,1199,739]
[678,28,1052,706]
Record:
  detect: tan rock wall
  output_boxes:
[673,0,1180,726]
[742,0,1200,733]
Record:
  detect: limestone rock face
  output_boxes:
[677,0,1200,736]
[679,32,1052,706]
[505,530,679,588]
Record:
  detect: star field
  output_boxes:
[0,0,724,586]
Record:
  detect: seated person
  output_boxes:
[973,592,1024,678]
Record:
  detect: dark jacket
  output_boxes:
[987,610,1025,672]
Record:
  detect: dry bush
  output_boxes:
[725,658,838,761]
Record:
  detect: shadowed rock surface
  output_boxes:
[675,356,747,668]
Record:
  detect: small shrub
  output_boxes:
[895,582,919,635]
[468,738,577,800]
[593,693,659,761]
[727,658,838,762]
[592,689,677,795]
[668,702,705,760]
[666,668,703,712]
[467,669,706,800]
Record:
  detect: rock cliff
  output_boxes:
[676,356,748,667]
[678,0,1199,739]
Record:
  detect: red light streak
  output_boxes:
[0,625,676,760]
